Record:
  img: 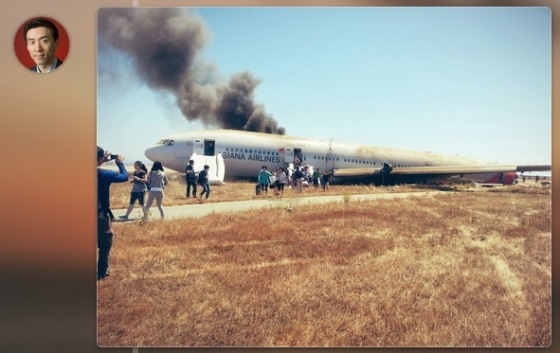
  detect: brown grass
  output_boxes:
[97,188,551,347]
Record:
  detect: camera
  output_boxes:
[109,154,119,160]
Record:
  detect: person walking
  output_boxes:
[321,169,332,192]
[258,165,272,196]
[119,161,148,220]
[198,165,211,201]
[294,166,304,193]
[185,159,198,198]
[274,167,287,197]
[312,168,321,190]
[145,161,169,219]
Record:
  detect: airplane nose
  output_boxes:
[144,146,155,161]
[144,145,170,164]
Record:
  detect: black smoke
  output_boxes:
[98,8,285,135]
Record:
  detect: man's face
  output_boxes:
[26,26,58,67]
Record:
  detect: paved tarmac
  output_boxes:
[112,190,449,222]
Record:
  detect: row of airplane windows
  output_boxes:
[224,147,280,156]
[221,146,416,168]
[311,155,415,168]
[311,155,378,165]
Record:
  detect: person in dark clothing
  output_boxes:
[198,165,211,201]
[24,18,64,73]
[321,170,332,192]
[185,159,198,198]
[97,146,129,280]
[294,167,304,193]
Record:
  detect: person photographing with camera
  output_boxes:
[97,146,129,280]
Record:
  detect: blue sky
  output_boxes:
[98,7,551,165]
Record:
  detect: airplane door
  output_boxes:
[193,139,204,155]
[283,147,294,164]
[204,140,216,156]
[283,147,303,165]
[193,139,216,156]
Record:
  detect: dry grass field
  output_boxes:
[98,184,551,347]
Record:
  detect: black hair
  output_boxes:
[151,161,164,172]
[204,165,210,169]
[189,159,194,164]
[97,146,105,160]
[135,160,148,173]
[24,18,59,42]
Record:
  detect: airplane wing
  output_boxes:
[333,163,551,185]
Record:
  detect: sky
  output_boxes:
[97,7,551,165]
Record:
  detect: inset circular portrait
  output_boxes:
[14,16,70,74]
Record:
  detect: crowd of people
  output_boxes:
[97,148,334,280]
[250,162,333,197]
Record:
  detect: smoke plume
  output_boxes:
[99,8,285,135]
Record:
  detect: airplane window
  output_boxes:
[249,150,252,153]
[235,148,239,152]
[267,151,270,155]
[226,147,229,152]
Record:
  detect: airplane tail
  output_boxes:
[190,152,225,185]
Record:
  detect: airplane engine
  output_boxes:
[484,172,518,185]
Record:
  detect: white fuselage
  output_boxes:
[144,130,492,180]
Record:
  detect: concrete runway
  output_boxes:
[112,190,449,222]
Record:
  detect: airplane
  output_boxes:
[143,129,550,186]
